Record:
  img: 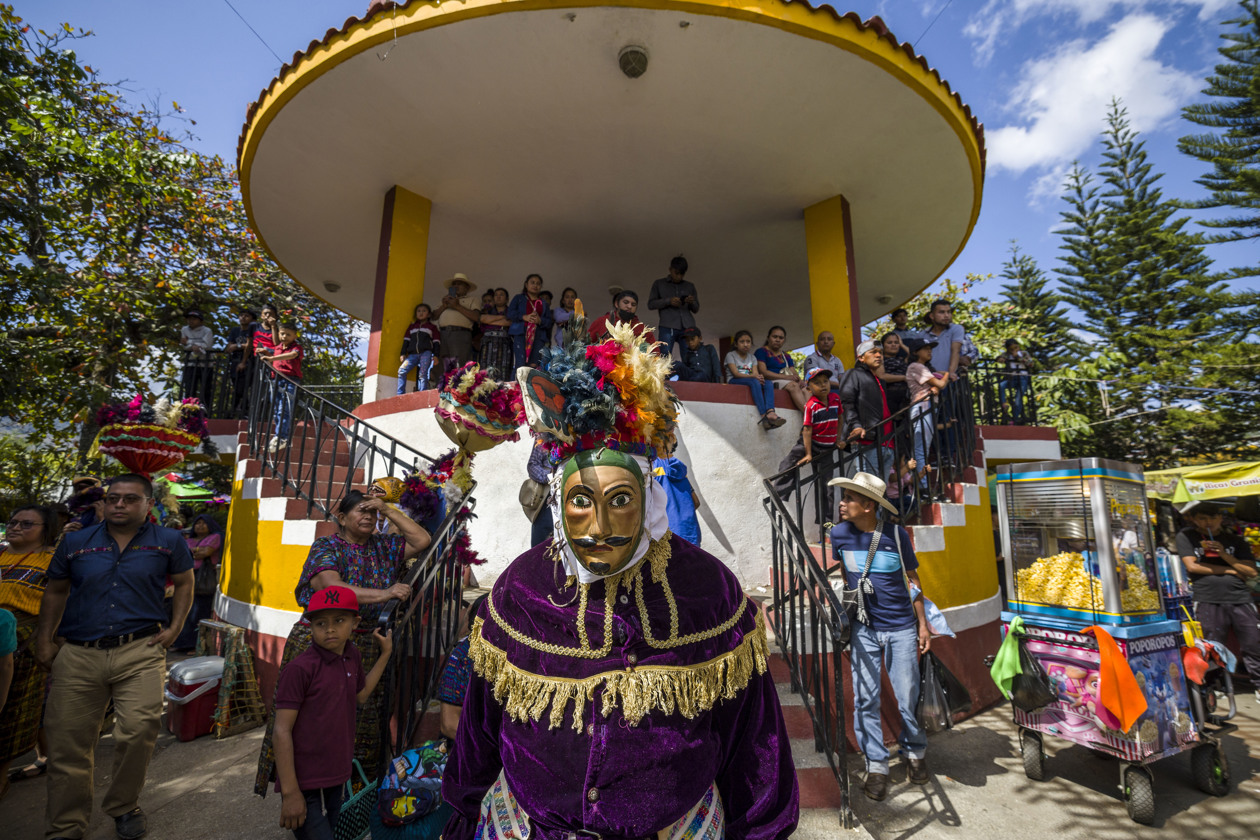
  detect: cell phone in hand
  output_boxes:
[448,285,457,298]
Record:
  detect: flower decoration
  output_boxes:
[523,308,678,464]
[434,364,526,495]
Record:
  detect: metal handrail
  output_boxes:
[966,359,1039,426]
[762,486,854,828]
[761,373,979,827]
[178,348,363,420]
[376,489,478,769]
[230,354,473,777]
[243,360,438,521]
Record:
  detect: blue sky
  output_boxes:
[22,0,1260,319]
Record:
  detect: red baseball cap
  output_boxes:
[305,585,359,616]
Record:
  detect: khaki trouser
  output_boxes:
[44,637,166,839]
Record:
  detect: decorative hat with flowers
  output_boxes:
[444,301,796,838]
[89,394,217,476]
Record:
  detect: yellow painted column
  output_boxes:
[803,195,860,368]
[365,185,433,402]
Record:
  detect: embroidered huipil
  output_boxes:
[442,534,798,839]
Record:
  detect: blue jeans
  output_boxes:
[850,622,927,775]
[728,377,776,416]
[999,375,1031,423]
[273,379,297,439]
[847,444,887,479]
[512,334,547,372]
[292,784,344,840]
[911,403,933,488]
[656,326,687,359]
[397,351,434,394]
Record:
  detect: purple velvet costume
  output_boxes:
[442,534,799,839]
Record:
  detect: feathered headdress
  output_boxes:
[519,301,678,462]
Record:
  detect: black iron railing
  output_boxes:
[765,376,978,546]
[966,360,1038,426]
[243,361,436,521]
[179,349,363,419]
[763,487,855,828]
[763,374,977,826]
[376,493,476,772]
[231,354,473,777]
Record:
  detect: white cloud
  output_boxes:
[986,14,1200,176]
[964,0,1233,64]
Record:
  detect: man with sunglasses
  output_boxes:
[35,474,194,840]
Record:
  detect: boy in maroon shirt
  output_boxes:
[273,586,392,839]
[771,367,844,513]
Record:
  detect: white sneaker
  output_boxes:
[267,438,279,453]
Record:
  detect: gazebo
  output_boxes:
[238,0,984,401]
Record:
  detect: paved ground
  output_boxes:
[3,680,1257,839]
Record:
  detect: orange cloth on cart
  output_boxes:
[1081,626,1148,734]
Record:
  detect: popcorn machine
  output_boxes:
[996,458,1163,625]
[994,459,1233,825]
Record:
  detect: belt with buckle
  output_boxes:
[66,624,161,650]
[441,325,472,332]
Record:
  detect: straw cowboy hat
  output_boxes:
[451,272,477,292]
[827,472,898,515]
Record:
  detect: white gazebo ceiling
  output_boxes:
[242,4,983,345]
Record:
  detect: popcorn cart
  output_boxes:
[995,458,1233,825]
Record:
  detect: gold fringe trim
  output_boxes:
[469,609,768,731]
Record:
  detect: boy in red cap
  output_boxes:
[272,585,392,839]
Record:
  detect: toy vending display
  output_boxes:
[996,458,1164,627]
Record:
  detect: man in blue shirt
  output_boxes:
[36,474,194,840]
[827,472,931,802]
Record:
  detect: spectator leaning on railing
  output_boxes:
[180,308,216,403]
[838,340,893,479]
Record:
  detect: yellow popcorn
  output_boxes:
[1015,553,1161,614]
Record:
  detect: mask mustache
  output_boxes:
[573,535,633,548]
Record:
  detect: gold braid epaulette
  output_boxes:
[469,609,769,731]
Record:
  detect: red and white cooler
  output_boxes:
[164,656,225,742]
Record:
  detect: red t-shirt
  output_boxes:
[273,642,365,790]
[271,341,304,379]
[253,329,276,356]
[803,392,841,448]
[588,313,656,346]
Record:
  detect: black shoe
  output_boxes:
[863,772,889,801]
[115,807,147,840]
[908,757,929,785]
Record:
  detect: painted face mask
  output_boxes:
[560,449,645,577]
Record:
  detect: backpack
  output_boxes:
[376,740,449,826]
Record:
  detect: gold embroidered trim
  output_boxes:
[469,610,769,731]
[633,551,748,650]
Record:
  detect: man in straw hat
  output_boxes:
[433,273,481,370]
[827,471,932,801]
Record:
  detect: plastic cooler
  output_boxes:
[165,656,224,742]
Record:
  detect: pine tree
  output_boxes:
[1178,0,1260,250]
[998,242,1077,368]
[1055,103,1245,467]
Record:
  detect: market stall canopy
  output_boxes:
[155,472,228,503]
[1144,461,1260,504]
[238,0,985,342]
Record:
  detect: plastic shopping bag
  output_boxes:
[1010,640,1057,712]
[931,652,972,718]
[916,652,952,734]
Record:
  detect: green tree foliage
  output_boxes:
[1056,102,1255,467]
[0,431,75,515]
[998,243,1078,368]
[0,8,361,455]
[1178,0,1260,250]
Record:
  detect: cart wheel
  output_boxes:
[1019,729,1045,781]
[1191,743,1230,796]
[1123,767,1155,825]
